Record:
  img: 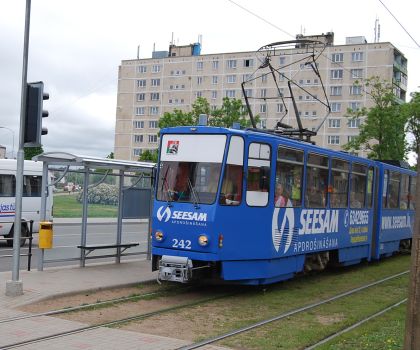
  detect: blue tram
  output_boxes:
[151,126,416,285]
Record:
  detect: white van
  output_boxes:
[0,159,53,246]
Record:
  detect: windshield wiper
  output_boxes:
[187,177,200,209]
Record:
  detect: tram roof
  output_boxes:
[32,152,155,171]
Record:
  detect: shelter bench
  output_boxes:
[77,243,139,257]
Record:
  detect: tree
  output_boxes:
[139,149,158,163]
[24,146,44,160]
[158,97,259,130]
[106,152,114,159]
[343,76,408,160]
[403,91,420,156]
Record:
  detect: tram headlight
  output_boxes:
[155,231,164,242]
[198,234,209,246]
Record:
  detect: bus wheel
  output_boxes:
[6,225,29,247]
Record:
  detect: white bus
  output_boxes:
[0,159,53,246]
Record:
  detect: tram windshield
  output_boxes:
[157,161,222,204]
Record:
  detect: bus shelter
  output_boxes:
[32,152,155,270]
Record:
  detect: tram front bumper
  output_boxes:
[159,255,193,283]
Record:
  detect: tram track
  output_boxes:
[175,270,409,350]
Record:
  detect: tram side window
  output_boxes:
[220,164,243,205]
[350,163,367,208]
[305,153,328,208]
[276,147,303,207]
[382,171,388,208]
[366,167,374,208]
[0,175,15,197]
[246,143,271,207]
[400,174,409,209]
[409,176,416,210]
[387,171,400,209]
[330,159,349,208]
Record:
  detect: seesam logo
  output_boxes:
[272,208,339,254]
[166,140,179,155]
[156,206,207,227]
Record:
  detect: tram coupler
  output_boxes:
[158,255,193,283]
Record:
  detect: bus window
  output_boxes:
[366,167,374,208]
[246,143,270,207]
[350,163,367,208]
[330,159,349,208]
[305,153,328,208]
[23,175,42,197]
[220,136,244,206]
[387,171,400,209]
[0,175,15,197]
[276,147,303,207]
[409,176,416,210]
[400,174,409,209]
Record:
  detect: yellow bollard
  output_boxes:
[38,221,53,249]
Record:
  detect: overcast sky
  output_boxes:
[0,0,419,159]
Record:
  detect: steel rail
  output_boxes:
[0,293,235,349]
[176,270,409,350]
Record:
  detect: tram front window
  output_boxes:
[157,161,222,204]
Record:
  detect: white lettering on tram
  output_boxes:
[298,209,339,235]
[381,215,411,230]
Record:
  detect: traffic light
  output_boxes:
[24,81,49,147]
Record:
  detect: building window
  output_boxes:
[350,85,362,95]
[328,119,341,128]
[328,135,340,145]
[212,76,218,84]
[331,53,344,62]
[225,90,236,98]
[242,74,252,83]
[278,88,284,97]
[331,102,341,112]
[227,59,237,69]
[331,69,343,79]
[211,105,217,111]
[330,86,342,96]
[312,111,317,117]
[212,60,219,69]
[227,75,236,83]
[148,135,158,143]
[278,73,285,82]
[197,61,203,70]
[150,92,160,101]
[351,69,363,79]
[260,104,267,113]
[352,52,364,62]
[150,106,159,115]
[279,56,286,65]
[137,79,146,88]
[260,89,267,98]
[152,65,161,73]
[259,119,267,129]
[197,76,203,85]
[149,121,158,128]
[277,104,284,113]
[133,121,144,129]
[261,74,268,83]
[196,91,203,98]
[211,90,217,99]
[137,65,147,73]
[136,93,145,101]
[243,59,254,67]
[349,102,361,112]
[151,79,160,87]
[134,135,143,143]
[135,107,145,116]
[133,148,142,157]
[244,89,252,97]
[348,118,362,128]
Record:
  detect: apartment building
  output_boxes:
[114,33,407,160]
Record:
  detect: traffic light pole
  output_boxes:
[6,0,31,297]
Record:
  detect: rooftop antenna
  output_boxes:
[153,42,156,52]
[137,45,140,59]
[171,32,174,45]
[374,17,381,42]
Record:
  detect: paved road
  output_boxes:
[0,222,149,272]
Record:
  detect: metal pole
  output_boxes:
[6,0,31,297]
[80,167,89,267]
[116,170,124,263]
[404,161,420,349]
[37,162,48,271]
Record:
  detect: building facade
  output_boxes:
[114,33,407,161]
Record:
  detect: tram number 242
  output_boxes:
[172,239,192,249]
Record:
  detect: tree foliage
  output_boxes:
[158,97,258,130]
[343,76,408,160]
[138,149,158,163]
[403,91,420,155]
[24,146,44,160]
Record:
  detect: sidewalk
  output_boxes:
[0,261,229,350]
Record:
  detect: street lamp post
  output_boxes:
[0,126,15,158]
